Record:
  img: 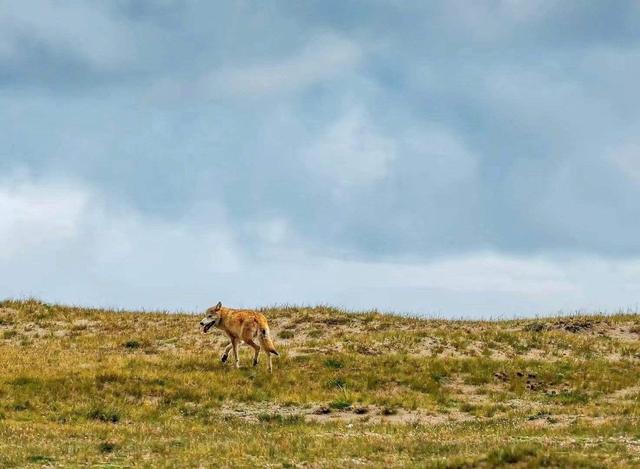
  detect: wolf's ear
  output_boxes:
[214,301,222,311]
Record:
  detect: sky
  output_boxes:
[1,1,640,317]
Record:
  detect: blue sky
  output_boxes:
[1,1,640,317]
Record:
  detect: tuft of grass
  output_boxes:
[278,330,295,339]
[28,455,55,464]
[98,442,117,453]
[10,376,40,387]
[323,358,344,369]
[485,444,539,465]
[323,317,351,326]
[550,389,590,405]
[329,399,352,410]
[460,402,476,413]
[380,406,398,416]
[256,413,303,424]
[430,371,447,383]
[87,407,121,423]
[327,378,347,389]
[12,401,31,411]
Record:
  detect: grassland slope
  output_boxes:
[1,299,639,467]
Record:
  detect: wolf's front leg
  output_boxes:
[221,342,233,364]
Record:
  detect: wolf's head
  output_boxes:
[200,301,222,333]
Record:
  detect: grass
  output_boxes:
[0,298,639,467]
[277,330,295,339]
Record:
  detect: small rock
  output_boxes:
[524,322,546,332]
[494,371,509,382]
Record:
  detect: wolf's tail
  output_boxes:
[259,328,279,356]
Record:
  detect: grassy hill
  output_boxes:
[1,299,639,467]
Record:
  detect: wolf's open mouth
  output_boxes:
[203,322,213,333]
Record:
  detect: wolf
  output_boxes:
[199,302,279,372]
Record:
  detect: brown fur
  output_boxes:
[200,302,278,372]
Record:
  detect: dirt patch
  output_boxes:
[217,403,476,425]
[445,378,498,405]
[0,307,18,325]
[19,322,51,338]
[604,326,640,342]
[71,319,97,330]
[524,413,617,429]
[287,345,344,357]
[603,385,640,403]
[307,407,475,425]
[492,370,549,392]
[524,319,595,334]
[351,344,382,356]
[524,374,546,392]
[520,319,640,344]
[320,317,352,326]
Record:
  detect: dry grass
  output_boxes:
[1,299,640,467]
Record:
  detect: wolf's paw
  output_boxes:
[221,354,228,364]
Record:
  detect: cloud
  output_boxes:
[610,142,640,185]
[403,125,477,188]
[2,177,639,317]
[442,0,558,42]
[150,33,363,103]
[303,109,396,188]
[0,1,135,70]
[0,180,88,258]
[0,177,242,309]
[208,33,362,98]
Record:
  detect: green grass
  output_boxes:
[0,298,639,467]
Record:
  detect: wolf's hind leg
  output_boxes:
[231,339,240,368]
[245,339,260,367]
